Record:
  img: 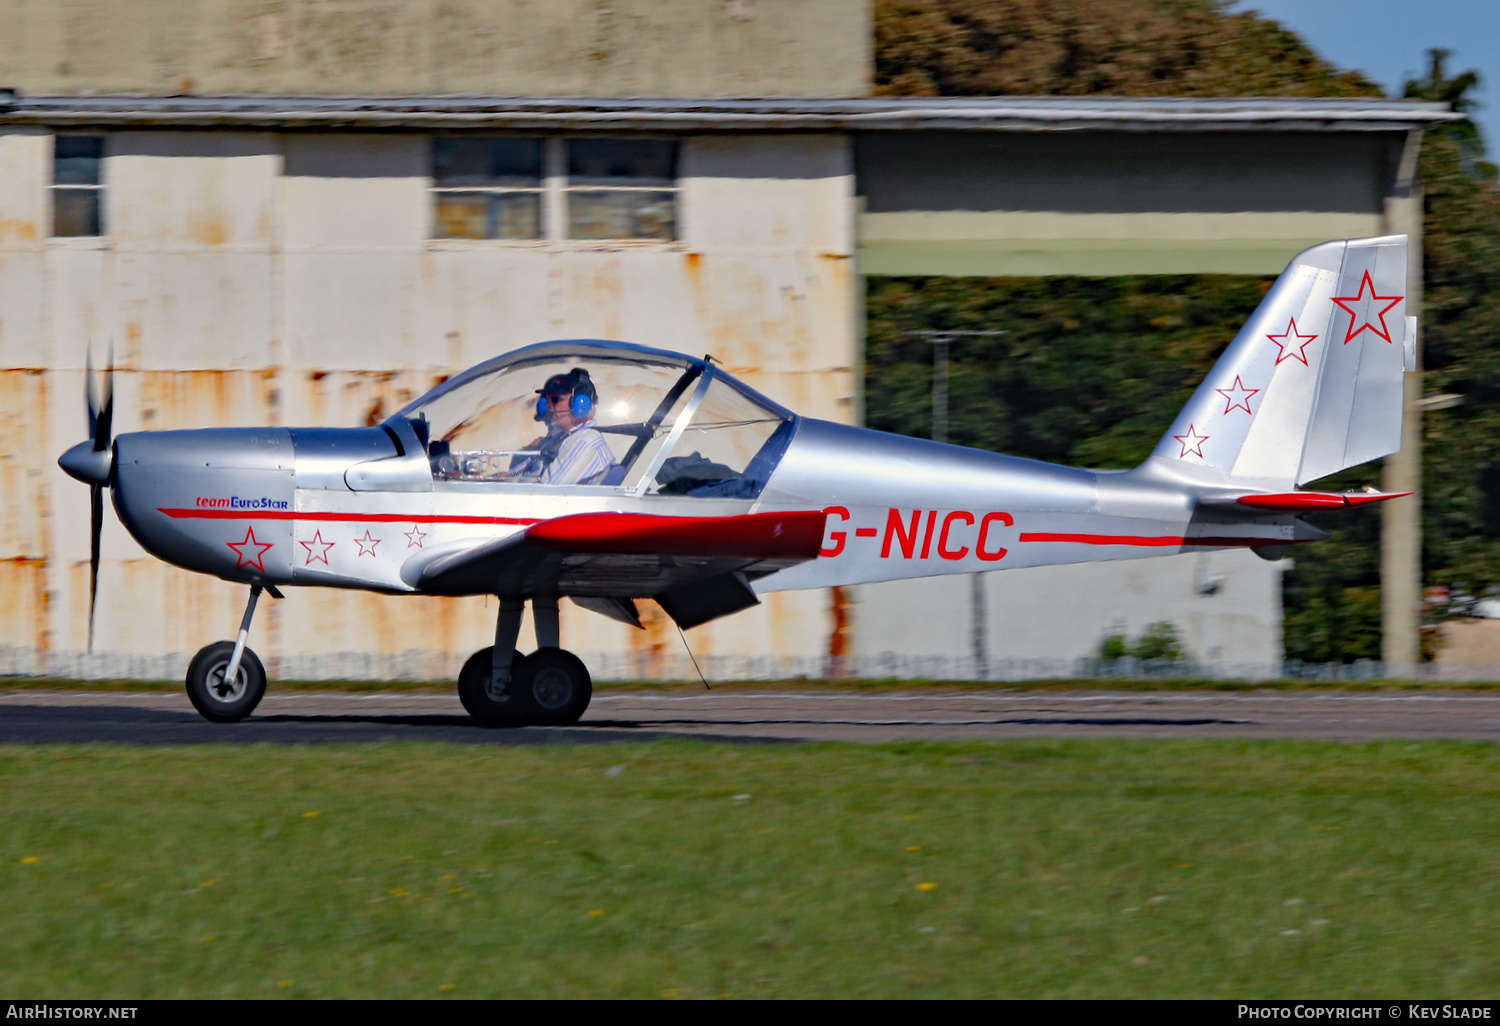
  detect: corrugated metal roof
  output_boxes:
[0,95,1459,131]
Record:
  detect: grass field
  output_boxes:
[4,739,1499,998]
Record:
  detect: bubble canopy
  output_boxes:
[393,340,796,496]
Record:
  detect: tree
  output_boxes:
[875,0,1382,98]
[1403,51,1500,624]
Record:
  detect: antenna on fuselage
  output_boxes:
[675,624,711,691]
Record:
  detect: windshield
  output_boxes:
[400,352,699,486]
[395,343,795,494]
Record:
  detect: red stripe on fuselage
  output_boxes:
[158,508,541,526]
[1019,532,1287,548]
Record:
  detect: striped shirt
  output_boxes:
[539,422,615,485]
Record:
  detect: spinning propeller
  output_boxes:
[57,350,114,649]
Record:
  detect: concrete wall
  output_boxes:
[853,550,1283,681]
[0,0,872,98]
[855,131,1399,276]
[0,128,858,679]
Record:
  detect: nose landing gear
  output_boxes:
[458,596,593,727]
[185,583,279,723]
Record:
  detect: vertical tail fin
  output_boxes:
[1149,235,1414,487]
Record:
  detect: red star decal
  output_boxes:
[353,530,381,557]
[404,525,426,549]
[299,530,334,566]
[227,526,274,572]
[1267,317,1318,366]
[1174,424,1210,459]
[1215,375,1259,416]
[1330,270,1402,345]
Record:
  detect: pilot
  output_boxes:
[514,369,616,485]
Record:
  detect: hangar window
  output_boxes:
[430,137,679,244]
[431,137,544,240]
[52,136,104,238]
[566,139,678,241]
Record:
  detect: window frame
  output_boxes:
[427,135,681,246]
[562,137,679,243]
[429,136,546,241]
[50,134,107,240]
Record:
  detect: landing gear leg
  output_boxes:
[457,597,527,726]
[491,597,526,698]
[225,584,261,687]
[185,584,268,723]
[513,595,593,726]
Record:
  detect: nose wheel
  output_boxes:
[185,583,277,723]
[186,640,267,722]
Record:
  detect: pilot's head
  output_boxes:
[535,368,597,431]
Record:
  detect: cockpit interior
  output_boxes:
[393,341,797,498]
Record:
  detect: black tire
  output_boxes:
[513,647,592,726]
[185,641,267,723]
[457,647,527,727]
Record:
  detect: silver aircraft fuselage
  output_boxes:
[105,404,1313,600]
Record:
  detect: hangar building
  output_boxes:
[0,0,1452,680]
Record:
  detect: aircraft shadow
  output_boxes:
[0,703,763,746]
[583,716,1246,727]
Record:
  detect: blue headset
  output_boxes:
[535,369,596,422]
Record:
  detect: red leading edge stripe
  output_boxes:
[527,510,828,560]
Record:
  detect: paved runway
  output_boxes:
[4,687,1500,743]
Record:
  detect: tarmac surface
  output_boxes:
[4,686,1500,744]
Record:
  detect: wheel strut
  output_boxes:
[223,584,263,687]
[490,597,526,698]
[532,596,560,649]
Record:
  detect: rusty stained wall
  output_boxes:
[0,0,872,99]
[0,127,856,679]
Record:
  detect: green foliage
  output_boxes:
[866,274,1272,467]
[1098,622,1185,661]
[874,0,1383,99]
[1098,633,1129,661]
[1403,51,1500,623]
[1132,621,1184,661]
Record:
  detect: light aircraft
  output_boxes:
[60,234,1415,725]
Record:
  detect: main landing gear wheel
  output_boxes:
[457,647,527,727]
[513,647,592,726]
[185,640,267,723]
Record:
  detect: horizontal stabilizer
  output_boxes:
[525,510,827,560]
[1199,490,1412,512]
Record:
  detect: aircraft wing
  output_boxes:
[401,509,827,628]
